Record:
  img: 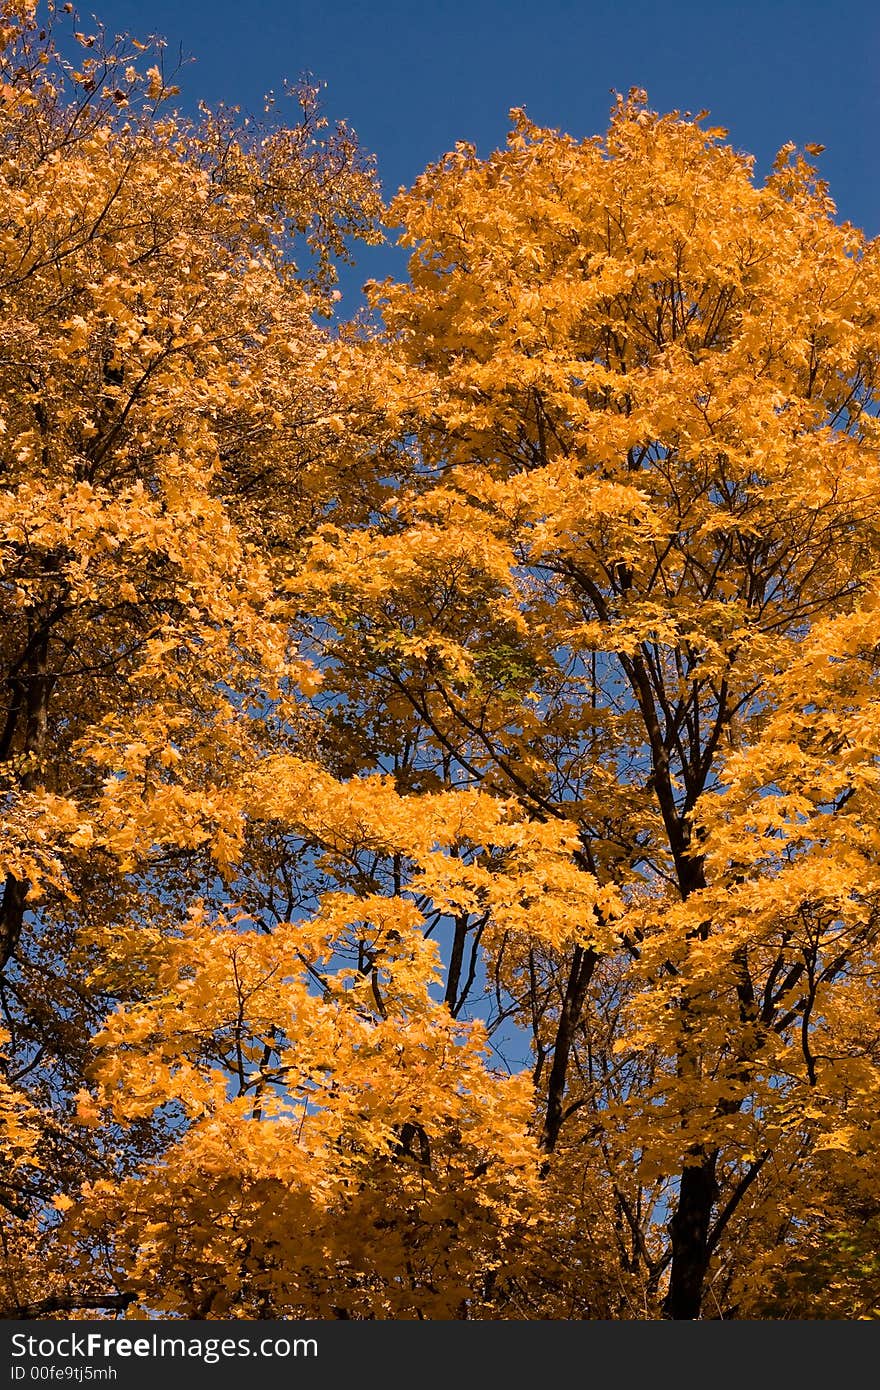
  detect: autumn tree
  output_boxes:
[0,0,408,1315]
[297,94,880,1318]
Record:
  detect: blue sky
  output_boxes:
[88,0,879,300]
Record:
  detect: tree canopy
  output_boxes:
[3,1,880,1320]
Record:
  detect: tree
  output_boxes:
[298,93,880,1317]
[0,0,412,1316]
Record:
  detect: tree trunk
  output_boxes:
[0,625,52,973]
[662,1152,718,1319]
[540,944,596,1153]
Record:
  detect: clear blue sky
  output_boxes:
[88,0,880,303]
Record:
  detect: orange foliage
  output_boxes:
[2,4,880,1319]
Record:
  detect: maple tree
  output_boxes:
[2,0,880,1319]
[297,96,880,1318]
